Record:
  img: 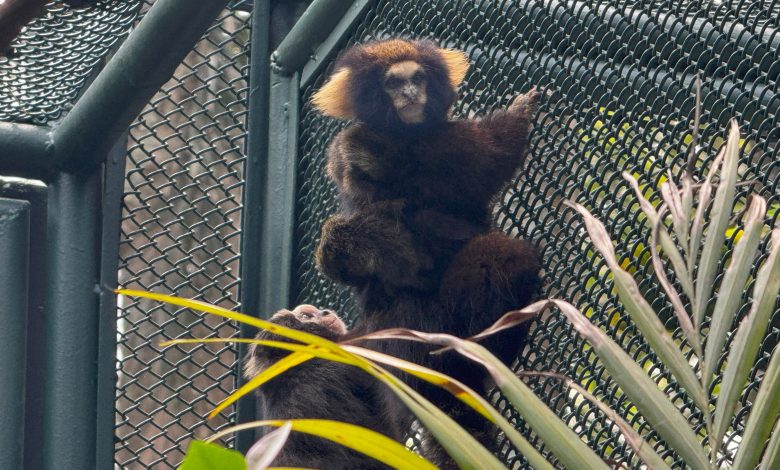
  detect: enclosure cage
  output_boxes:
[0,0,779,469]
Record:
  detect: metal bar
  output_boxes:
[0,122,54,181]
[272,0,355,75]
[258,70,300,317]
[51,0,232,173]
[0,178,48,470]
[236,0,271,453]
[300,0,373,88]
[94,136,128,469]
[0,197,30,470]
[41,169,102,470]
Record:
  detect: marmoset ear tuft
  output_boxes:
[311,68,355,119]
[438,48,470,88]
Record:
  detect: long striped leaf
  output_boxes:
[713,229,780,446]
[759,417,780,470]
[355,327,613,470]
[344,344,554,470]
[703,196,766,386]
[568,201,708,411]
[732,322,780,470]
[552,300,710,470]
[207,420,437,470]
[694,121,741,327]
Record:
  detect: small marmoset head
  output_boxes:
[312,39,469,132]
[243,304,347,378]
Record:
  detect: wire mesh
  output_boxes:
[292,1,780,468]
[114,2,251,468]
[0,0,142,125]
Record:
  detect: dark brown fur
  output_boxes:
[313,39,542,468]
[244,306,401,470]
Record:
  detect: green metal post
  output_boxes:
[258,69,300,316]
[94,136,129,469]
[42,169,102,470]
[237,0,271,453]
[0,198,30,470]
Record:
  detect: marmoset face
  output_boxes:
[382,60,428,124]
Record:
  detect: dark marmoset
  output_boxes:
[311,39,542,467]
[244,304,401,470]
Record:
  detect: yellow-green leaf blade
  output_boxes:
[703,196,766,386]
[552,300,710,470]
[694,121,741,327]
[209,419,436,470]
[568,201,707,411]
[343,344,554,470]
[714,228,780,446]
[732,341,780,470]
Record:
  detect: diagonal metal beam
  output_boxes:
[50,0,233,172]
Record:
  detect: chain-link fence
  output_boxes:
[114,1,251,468]
[292,1,780,468]
[1,0,779,468]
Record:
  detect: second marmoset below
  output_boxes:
[244,305,400,470]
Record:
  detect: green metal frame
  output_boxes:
[0,0,233,468]
[0,198,30,470]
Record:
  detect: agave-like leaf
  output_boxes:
[517,371,671,470]
[660,173,687,246]
[208,420,437,470]
[688,148,724,272]
[623,172,695,303]
[355,327,613,470]
[758,417,780,470]
[567,201,707,412]
[703,195,766,386]
[732,345,780,470]
[714,229,780,447]
[343,344,554,470]
[550,300,710,470]
[694,121,741,328]
[245,422,292,470]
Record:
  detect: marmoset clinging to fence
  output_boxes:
[312,38,542,467]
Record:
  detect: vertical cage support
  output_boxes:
[42,170,103,470]
[0,198,30,470]
[258,70,301,316]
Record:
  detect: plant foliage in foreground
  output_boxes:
[120,120,780,469]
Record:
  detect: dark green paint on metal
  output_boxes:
[94,137,129,470]
[0,197,30,470]
[42,169,102,470]
[258,70,300,317]
[272,0,355,75]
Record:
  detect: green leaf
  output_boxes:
[552,300,710,470]
[356,325,610,470]
[694,121,741,328]
[713,228,780,446]
[209,420,436,470]
[732,324,780,470]
[759,417,780,470]
[568,201,707,412]
[179,441,246,470]
[703,196,766,386]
